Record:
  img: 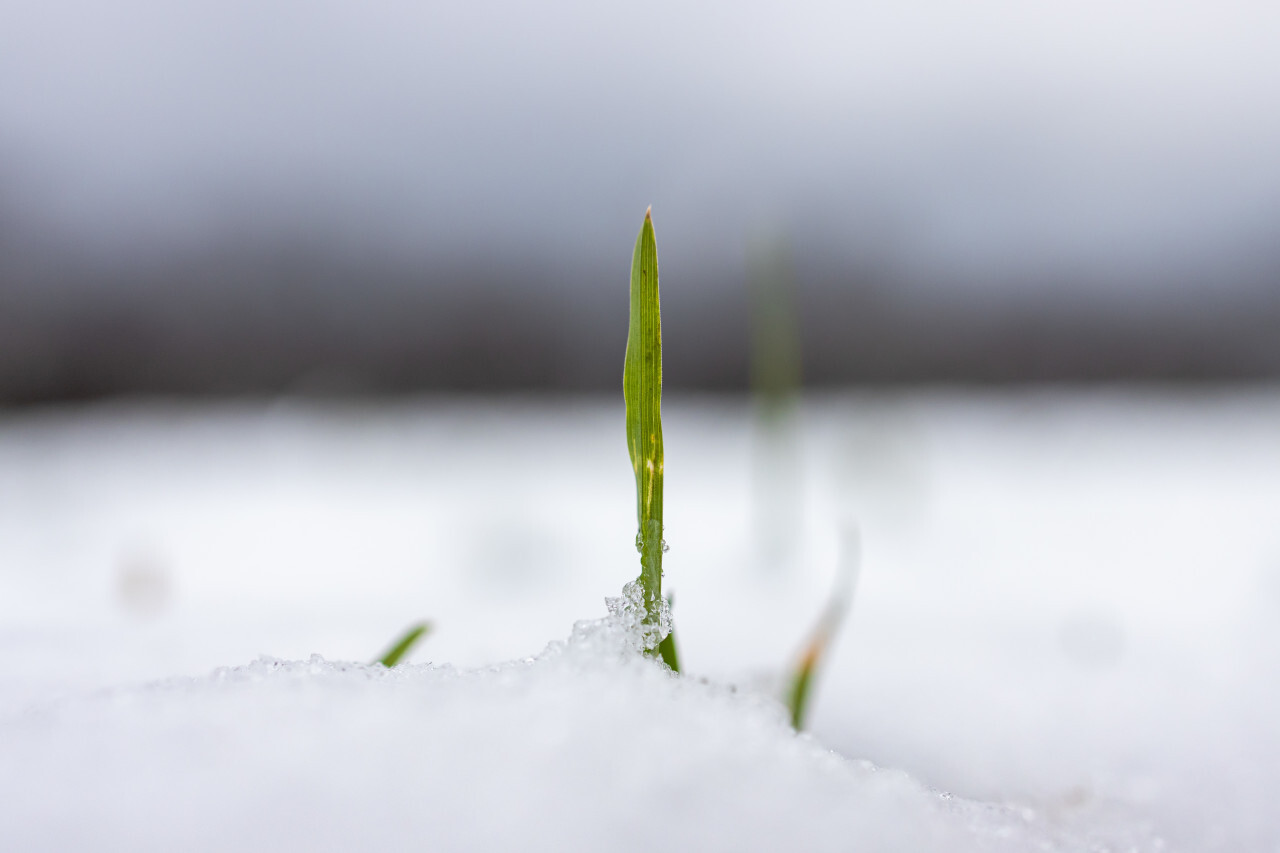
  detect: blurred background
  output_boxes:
[4,3,1280,850]
[2,0,1279,400]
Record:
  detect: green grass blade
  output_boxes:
[785,650,818,730]
[748,239,803,567]
[784,526,860,729]
[375,621,432,667]
[624,207,665,631]
[748,239,801,419]
[657,631,680,671]
[658,593,680,672]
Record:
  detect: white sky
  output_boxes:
[1,0,1278,290]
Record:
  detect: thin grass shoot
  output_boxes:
[784,525,860,729]
[624,207,667,646]
[375,621,432,667]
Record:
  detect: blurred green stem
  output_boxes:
[375,621,432,667]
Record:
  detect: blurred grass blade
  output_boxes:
[785,525,860,730]
[748,238,803,568]
[375,621,432,667]
[624,207,665,632]
[748,238,801,420]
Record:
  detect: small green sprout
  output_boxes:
[375,621,432,667]
[748,240,803,568]
[784,526,859,730]
[624,207,669,654]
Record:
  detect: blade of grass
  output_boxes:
[375,621,432,667]
[624,207,665,639]
[658,593,680,672]
[784,525,860,729]
[657,631,680,671]
[748,238,803,568]
[748,238,801,421]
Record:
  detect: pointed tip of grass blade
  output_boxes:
[645,204,652,221]
[375,620,432,668]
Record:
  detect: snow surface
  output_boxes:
[1,391,1277,850]
[1,591,1159,853]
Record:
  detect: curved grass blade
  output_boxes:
[785,525,860,729]
[375,621,432,667]
[624,208,665,635]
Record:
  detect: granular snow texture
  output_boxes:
[2,392,1277,850]
[0,610,1161,853]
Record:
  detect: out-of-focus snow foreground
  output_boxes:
[1,392,1277,851]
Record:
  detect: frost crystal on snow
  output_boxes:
[565,581,673,658]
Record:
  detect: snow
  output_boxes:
[1,391,1277,850]
[1,617,1157,852]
